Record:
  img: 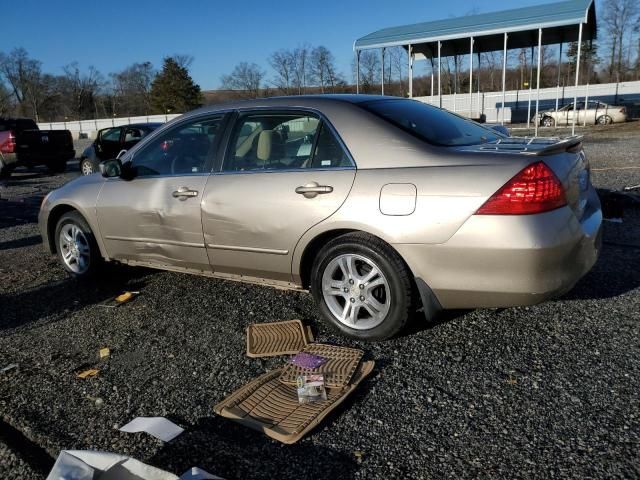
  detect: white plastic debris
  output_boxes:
[46,450,177,480]
[119,416,184,442]
[179,466,223,480]
[46,451,224,480]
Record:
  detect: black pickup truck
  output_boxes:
[0,118,75,178]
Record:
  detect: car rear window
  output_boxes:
[360,99,502,147]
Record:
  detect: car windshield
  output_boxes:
[360,99,503,147]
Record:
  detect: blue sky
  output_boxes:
[6,0,564,90]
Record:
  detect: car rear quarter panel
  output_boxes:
[292,154,531,282]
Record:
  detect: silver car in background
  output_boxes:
[39,96,602,341]
[535,100,628,127]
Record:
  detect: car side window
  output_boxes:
[101,128,121,142]
[131,116,223,177]
[224,113,320,171]
[223,113,352,172]
[310,123,352,169]
[124,128,143,142]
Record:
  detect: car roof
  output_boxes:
[189,94,397,116]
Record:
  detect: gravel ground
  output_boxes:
[0,125,638,480]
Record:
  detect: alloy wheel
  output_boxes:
[59,223,90,274]
[81,160,94,175]
[321,253,391,330]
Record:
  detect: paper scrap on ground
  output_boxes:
[77,369,99,379]
[100,347,111,358]
[179,466,224,479]
[119,416,184,442]
[1,364,18,373]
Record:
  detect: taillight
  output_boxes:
[475,161,566,215]
[0,130,16,154]
[620,107,626,114]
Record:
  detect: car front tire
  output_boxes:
[542,116,555,127]
[311,232,413,341]
[54,211,102,277]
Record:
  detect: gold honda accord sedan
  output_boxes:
[39,96,602,340]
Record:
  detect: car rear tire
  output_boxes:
[542,116,555,127]
[48,160,67,174]
[310,232,413,341]
[54,211,102,277]
[597,115,612,125]
[80,158,97,176]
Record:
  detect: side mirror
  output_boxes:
[99,159,122,178]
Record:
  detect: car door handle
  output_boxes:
[172,187,199,200]
[295,182,333,198]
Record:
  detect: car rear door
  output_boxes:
[96,114,228,271]
[201,110,356,283]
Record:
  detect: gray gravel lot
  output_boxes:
[0,124,639,479]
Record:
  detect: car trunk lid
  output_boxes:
[456,136,589,219]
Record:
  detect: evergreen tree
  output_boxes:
[150,57,202,114]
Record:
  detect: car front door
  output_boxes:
[96,127,123,160]
[96,114,227,271]
[201,110,356,284]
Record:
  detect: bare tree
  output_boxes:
[61,63,105,120]
[309,46,340,93]
[291,44,311,94]
[0,48,49,120]
[172,54,194,70]
[110,62,155,115]
[220,62,265,98]
[353,50,380,93]
[602,0,640,81]
[269,49,294,94]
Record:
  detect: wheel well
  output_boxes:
[299,228,434,315]
[299,229,357,289]
[46,205,77,253]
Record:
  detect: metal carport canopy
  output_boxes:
[354,0,596,56]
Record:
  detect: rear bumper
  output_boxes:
[395,190,602,309]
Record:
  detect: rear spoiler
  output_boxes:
[534,136,583,156]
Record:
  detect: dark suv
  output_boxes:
[80,123,162,175]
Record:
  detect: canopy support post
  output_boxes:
[501,32,508,125]
[469,37,474,118]
[572,23,583,136]
[381,48,385,95]
[438,40,442,108]
[477,52,481,118]
[430,58,434,105]
[555,42,563,113]
[356,50,360,94]
[408,44,413,98]
[534,28,543,137]
[527,47,533,129]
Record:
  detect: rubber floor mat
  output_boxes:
[214,360,374,444]
[246,320,314,358]
[279,343,364,388]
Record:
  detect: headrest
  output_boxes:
[257,130,274,161]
